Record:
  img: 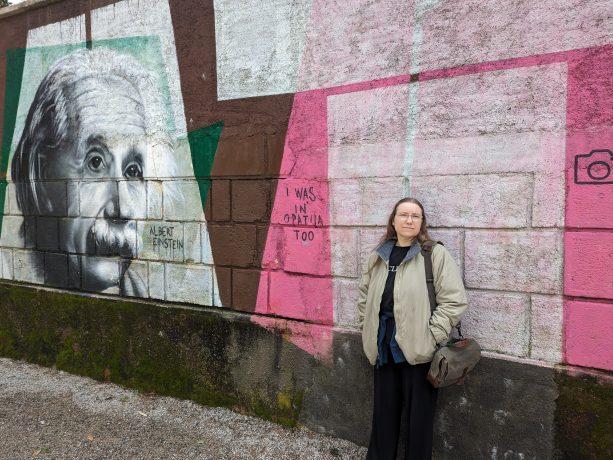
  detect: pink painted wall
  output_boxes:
[257,41,613,369]
[564,46,613,369]
[565,300,613,370]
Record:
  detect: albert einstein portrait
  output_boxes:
[10,47,181,296]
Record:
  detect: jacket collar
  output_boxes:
[376,239,421,263]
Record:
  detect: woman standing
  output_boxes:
[358,197,467,460]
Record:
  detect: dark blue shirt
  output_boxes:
[374,240,422,366]
[377,244,410,365]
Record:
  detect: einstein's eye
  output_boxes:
[124,162,143,179]
[88,154,105,172]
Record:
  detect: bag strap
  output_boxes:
[423,240,463,339]
[421,240,440,314]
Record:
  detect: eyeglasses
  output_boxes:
[396,213,423,222]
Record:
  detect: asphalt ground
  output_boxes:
[0,358,367,459]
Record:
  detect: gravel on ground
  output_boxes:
[0,358,367,460]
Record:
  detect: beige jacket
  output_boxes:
[358,240,468,366]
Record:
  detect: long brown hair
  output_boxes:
[380,197,431,245]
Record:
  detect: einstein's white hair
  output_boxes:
[11,47,181,216]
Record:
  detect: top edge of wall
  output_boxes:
[0,0,64,20]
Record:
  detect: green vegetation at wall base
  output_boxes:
[251,389,304,428]
[554,368,613,459]
[0,282,303,427]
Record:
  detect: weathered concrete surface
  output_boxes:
[0,281,374,443]
[435,357,557,459]
[0,357,366,460]
[2,282,612,458]
[554,368,613,459]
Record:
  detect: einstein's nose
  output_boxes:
[102,180,120,219]
[117,180,139,219]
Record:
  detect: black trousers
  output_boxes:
[367,361,438,460]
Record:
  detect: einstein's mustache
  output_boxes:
[88,219,138,258]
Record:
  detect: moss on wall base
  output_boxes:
[0,282,304,427]
[554,368,613,459]
[2,281,613,457]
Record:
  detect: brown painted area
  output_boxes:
[214,136,268,176]
[266,133,286,176]
[256,225,270,265]
[232,180,270,223]
[207,224,257,268]
[214,266,232,307]
[210,179,230,222]
[170,0,294,311]
[232,268,263,312]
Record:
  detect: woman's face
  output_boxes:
[393,202,423,244]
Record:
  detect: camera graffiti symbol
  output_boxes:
[574,149,613,184]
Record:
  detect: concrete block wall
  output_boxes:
[0,0,611,391]
[0,2,612,457]
[219,0,610,371]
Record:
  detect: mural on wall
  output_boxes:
[213,0,613,369]
[1,0,612,372]
[0,0,223,306]
[10,47,180,296]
